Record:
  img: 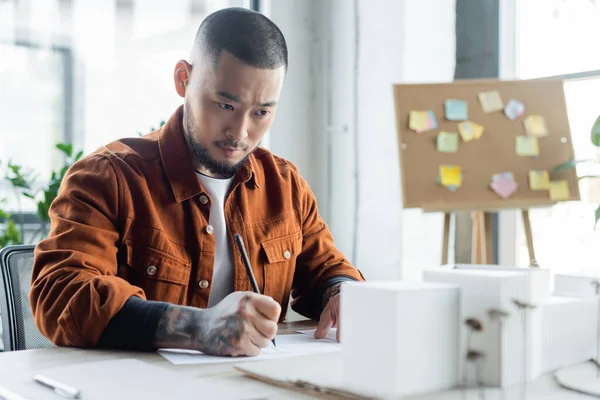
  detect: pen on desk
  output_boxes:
[233,233,277,348]
[32,374,81,399]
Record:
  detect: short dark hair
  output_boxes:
[193,7,288,71]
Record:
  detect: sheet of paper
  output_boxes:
[529,170,550,191]
[490,172,518,199]
[458,121,484,142]
[549,180,571,201]
[524,115,548,137]
[444,99,467,121]
[159,334,341,366]
[234,354,359,398]
[478,90,504,113]
[409,110,438,133]
[439,165,462,188]
[516,136,540,157]
[296,328,338,341]
[15,358,261,400]
[0,385,31,400]
[437,131,459,153]
[504,99,525,120]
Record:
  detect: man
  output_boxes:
[30,7,364,357]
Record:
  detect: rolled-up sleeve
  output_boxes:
[291,174,365,319]
[30,154,144,347]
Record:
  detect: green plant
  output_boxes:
[0,199,20,247]
[552,114,600,226]
[1,143,83,247]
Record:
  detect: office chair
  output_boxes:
[0,245,54,351]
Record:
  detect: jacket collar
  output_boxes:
[158,105,260,203]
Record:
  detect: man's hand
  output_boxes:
[314,284,341,342]
[153,291,281,357]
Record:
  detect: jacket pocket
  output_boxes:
[122,240,191,304]
[261,231,302,309]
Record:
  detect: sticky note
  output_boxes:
[478,90,504,113]
[409,110,438,133]
[516,136,539,157]
[524,115,548,137]
[528,170,550,191]
[444,99,468,121]
[437,132,459,153]
[490,172,518,199]
[504,99,525,120]
[492,171,515,183]
[458,121,484,142]
[549,180,570,201]
[440,165,462,187]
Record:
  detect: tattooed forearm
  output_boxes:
[200,295,249,356]
[153,305,206,350]
[152,294,252,356]
[322,283,342,310]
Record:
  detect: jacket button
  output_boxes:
[146,265,157,276]
[199,195,209,205]
[205,225,214,234]
[199,280,209,289]
[283,250,291,259]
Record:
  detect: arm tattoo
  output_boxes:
[153,305,205,350]
[322,283,342,310]
[153,295,252,356]
[201,295,249,355]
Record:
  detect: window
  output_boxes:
[0,42,71,212]
[0,0,251,213]
[513,0,600,274]
[517,0,600,79]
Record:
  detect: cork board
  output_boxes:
[393,79,580,212]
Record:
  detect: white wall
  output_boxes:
[267,0,329,219]
[353,0,405,280]
[400,0,457,280]
[269,0,457,282]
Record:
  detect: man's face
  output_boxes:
[174,51,285,178]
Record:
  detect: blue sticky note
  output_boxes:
[445,99,468,121]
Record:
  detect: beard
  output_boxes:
[183,103,253,178]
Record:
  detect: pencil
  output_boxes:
[233,233,276,347]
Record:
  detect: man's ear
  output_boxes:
[174,60,192,98]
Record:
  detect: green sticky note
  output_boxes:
[437,131,459,153]
[516,136,539,157]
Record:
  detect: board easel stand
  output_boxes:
[393,79,580,266]
[441,209,538,266]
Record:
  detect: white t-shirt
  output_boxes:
[196,172,235,307]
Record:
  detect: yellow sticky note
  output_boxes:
[549,180,570,201]
[516,136,539,156]
[524,115,548,137]
[409,110,438,133]
[409,111,424,131]
[437,132,459,153]
[440,165,462,187]
[528,170,550,190]
[478,90,504,113]
[458,121,484,142]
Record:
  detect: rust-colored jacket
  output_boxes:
[30,106,364,347]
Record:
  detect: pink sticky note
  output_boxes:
[490,174,518,199]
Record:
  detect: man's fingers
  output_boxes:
[249,330,271,351]
[252,294,282,321]
[314,312,333,339]
[243,336,263,357]
[252,317,278,341]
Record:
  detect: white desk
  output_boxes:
[0,321,594,400]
